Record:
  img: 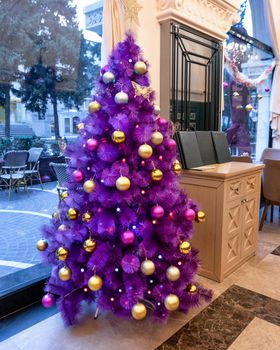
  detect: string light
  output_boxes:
[110,297,115,302]
[100,179,104,183]
[147,290,151,295]
[132,225,137,229]
[141,160,145,166]
[122,158,126,163]
[158,254,163,259]
[83,144,86,148]
[81,268,85,272]
[141,190,146,195]
[83,287,88,292]
[178,261,182,266]
[149,279,154,284]
[157,302,161,306]
[159,155,163,160]
[116,207,121,212]
[115,267,119,272]
[152,219,157,224]
[118,288,122,293]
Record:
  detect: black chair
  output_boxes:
[25,147,44,188]
[50,162,70,201]
[0,151,29,199]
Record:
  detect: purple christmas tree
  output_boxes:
[38,34,211,325]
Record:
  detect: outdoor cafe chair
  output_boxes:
[50,162,70,201]
[0,151,29,200]
[24,147,44,188]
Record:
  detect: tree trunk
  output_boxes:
[4,85,11,138]
[53,92,60,139]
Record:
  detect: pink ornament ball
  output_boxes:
[86,138,98,151]
[166,139,177,151]
[184,208,196,221]
[223,81,228,88]
[121,230,135,245]
[265,87,270,92]
[42,293,55,308]
[151,205,165,218]
[158,117,168,126]
[73,169,84,182]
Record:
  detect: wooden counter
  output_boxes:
[180,161,265,282]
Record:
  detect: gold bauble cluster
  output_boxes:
[82,211,92,222]
[36,239,48,251]
[138,144,153,159]
[196,211,206,223]
[88,275,103,291]
[116,176,131,191]
[67,207,79,220]
[131,302,147,320]
[112,130,126,143]
[83,238,97,253]
[151,168,163,181]
[56,247,69,261]
[61,191,68,200]
[134,61,147,75]
[173,160,182,175]
[77,122,84,131]
[164,294,180,311]
[179,241,191,255]
[151,131,163,145]
[166,266,181,281]
[187,284,198,294]
[88,101,101,113]
[83,179,95,193]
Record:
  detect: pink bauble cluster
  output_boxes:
[86,138,99,151]
[151,205,165,218]
[184,208,196,221]
[121,230,135,245]
[42,293,55,308]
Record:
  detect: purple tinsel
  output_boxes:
[40,34,211,326]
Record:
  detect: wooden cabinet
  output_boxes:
[180,162,264,282]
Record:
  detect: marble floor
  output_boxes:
[0,215,280,350]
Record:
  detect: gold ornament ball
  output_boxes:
[61,191,68,200]
[187,284,198,294]
[141,259,155,276]
[83,238,97,253]
[164,294,180,311]
[56,247,69,261]
[151,131,163,145]
[88,101,101,113]
[36,239,48,251]
[151,168,163,181]
[67,207,79,220]
[88,275,103,291]
[134,61,147,75]
[131,303,147,320]
[166,266,181,281]
[179,241,191,255]
[77,122,84,131]
[197,211,206,223]
[116,176,131,191]
[173,160,182,175]
[83,179,95,193]
[58,224,68,231]
[245,104,253,112]
[58,266,72,281]
[82,211,92,222]
[138,144,153,159]
[112,130,126,143]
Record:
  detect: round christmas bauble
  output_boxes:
[61,191,68,200]
[138,144,153,159]
[58,224,67,231]
[114,91,129,104]
[67,207,79,220]
[56,247,69,261]
[151,131,163,145]
[233,91,239,97]
[166,139,177,151]
[121,230,135,245]
[223,81,228,88]
[158,117,168,126]
[166,266,181,281]
[88,275,103,291]
[88,101,101,113]
[173,160,182,175]
[73,169,84,182]
[36,239,48,251]
[102,71,115,84]
[141,259,155,275]
[236,105,243,110]
[257,94,263,100]
[77,122,84,131]
[196,210,206,223]
[42,293,55,308]
[83,238,96,252]
[154,105,161,116]
[245,104,253,112]
[151,205,164,218]
[86,138,99,151]
[83,179,95,193]
[151,168,163,181]
[112,130,126,143]
[265,87,270,92]
[134,61,147,75]
[179,241,191,255]
[187,284,197,294]
[58,266,72,281]
[82,211,92,222]
[131,303,147,320]
[184,208,196,221]
[116,176,131,191]
[164,294,180,311]
[52,211,60,220]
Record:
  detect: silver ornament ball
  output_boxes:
[115,91,129,104]
[102,71,115,84]
[154,105,161,115]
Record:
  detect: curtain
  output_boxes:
[264,0,280,147]
[101,0,125,67]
